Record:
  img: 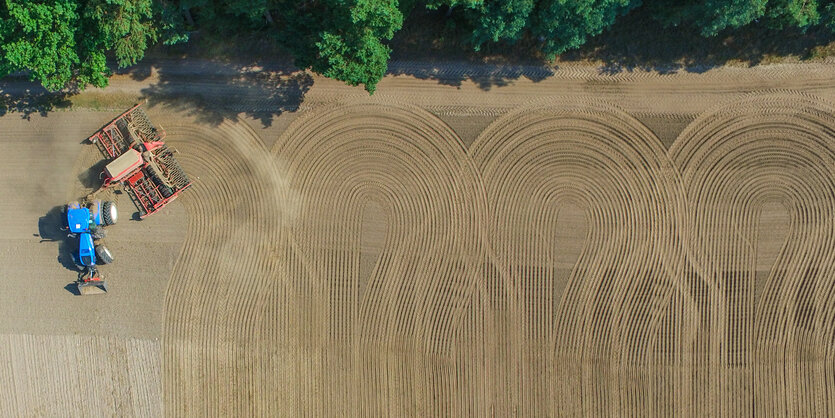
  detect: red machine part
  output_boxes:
[119,144,192,218]
[89,104,165,158]
[142,141,166,152]
[89,104,190,218]
[123,169,191,219]
[127,171,144,186]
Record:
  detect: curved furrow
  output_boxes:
[469,98,683,416]
[670,91,835,416]
[273,101,485,416]
[150,116,287,416]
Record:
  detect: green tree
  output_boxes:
[0,0,157,91]
[533,0,641,57]
[223,0,276,23]
[826,2,835,30]
[425,0,480,9]
[280,0,403,93]
[766,0,822,29]
[81,0,158,67]
[156,0,402,93]
[648,0,767,36]
[469,0,535,49]
[0,0,88,90]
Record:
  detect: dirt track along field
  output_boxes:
[4,62,835,415]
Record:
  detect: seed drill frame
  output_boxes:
[88,104,191,218]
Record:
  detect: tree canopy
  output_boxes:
[279,0,403,94]
[0,0,833,93]
[0,0,156,90]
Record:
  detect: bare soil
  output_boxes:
[2,61,835,415]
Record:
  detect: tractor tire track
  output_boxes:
[152,116,289,416]
[143,89,835,415]
[273,101,485,416]
[670,91,835,416]
[469,98,684,415]
[9,62,835,417]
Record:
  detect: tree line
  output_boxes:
[1,0,833,93]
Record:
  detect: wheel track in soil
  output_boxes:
[468,98,684,416]
[92,61,835,122]
[670,91,835,416]
[306,63,835,117]
[272,101,485,416]
[0,334,161,416]
[146,88,835,415]
[152,116,289,416]
[385,60,835,84]
[6,62,835,415]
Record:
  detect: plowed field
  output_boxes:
[4,62,835,415]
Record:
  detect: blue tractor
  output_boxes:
[62,200,117,295]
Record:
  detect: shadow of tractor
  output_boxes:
[37,205,80,273]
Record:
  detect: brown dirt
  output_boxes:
[0,334,161,415]
[3,61,835,415]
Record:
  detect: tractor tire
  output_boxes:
[160,185,174,198]
[91,227,107,240]
[95,245,113,265]
[102,201,117,226]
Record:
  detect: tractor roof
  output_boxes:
[67,207,90,233]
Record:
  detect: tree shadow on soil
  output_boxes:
[123,60,312,128]
[388,8,555,90]
[386,60,555,90]
[388,6,835,87]
[0,80,72,119]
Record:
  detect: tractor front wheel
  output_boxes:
[91,227,106,240]
[95,245,113,265]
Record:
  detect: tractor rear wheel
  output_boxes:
[102,201,117,226]
[95,245,113,265]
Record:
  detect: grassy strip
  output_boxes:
[0,91,142,117]
[66,92,144,111]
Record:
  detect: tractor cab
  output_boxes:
[64,200,118,233]
[66,203,91,233]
